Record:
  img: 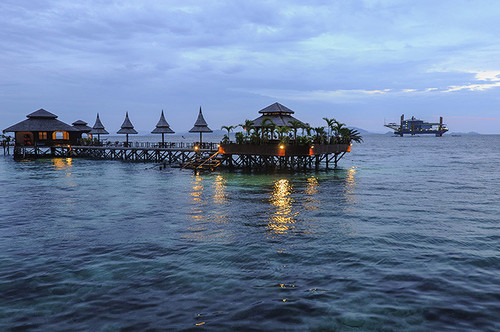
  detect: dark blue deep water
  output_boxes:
[1,135,499,331]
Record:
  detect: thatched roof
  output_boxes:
[252,114,305,128]
[4,108,79,132]
[252,103,305,128]
[117,112,138,135]
[258,102,295,115]
[152,110,175,134]
[90,113,109,135]
[27,109,59,118]
[72,120,92,132]
[189,107,213,133]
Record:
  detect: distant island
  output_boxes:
[448,131,481,135]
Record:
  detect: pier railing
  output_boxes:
[10,140,351,170]
[82,141,219,150]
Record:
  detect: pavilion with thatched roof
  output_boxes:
[251,102,306,129]
[90,113,109,141]
[152,110,174,146]
[117,112,138,147]
[3,109,80,146]
[189,107,212,147]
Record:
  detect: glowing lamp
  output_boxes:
[279,145,285,150]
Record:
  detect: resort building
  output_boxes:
[72,120,92,142]
[4,109,81,146]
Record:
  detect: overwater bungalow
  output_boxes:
[72,120,92,141]
[3,109,81,146]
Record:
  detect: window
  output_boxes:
[39,132,47,140]
[53,131,69,140]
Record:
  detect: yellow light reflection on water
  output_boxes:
[185,174,231,243]
[268,178,298,234]
[304,176,319,210]
[52,158,72,169]
[213,174,227,204]
[52,158,73,177]
[190,173,204,203]
[344,167,357,203]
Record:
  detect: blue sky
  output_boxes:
[2,0,500,134]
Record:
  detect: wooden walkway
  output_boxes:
[12,143,218,167]
[11,141,350,171]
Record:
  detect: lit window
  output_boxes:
[53,131,69,140]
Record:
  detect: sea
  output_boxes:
[0,134,499,331]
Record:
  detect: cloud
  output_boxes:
[443,82,500,93]
[472,71,500,81]
[241,75,500,104]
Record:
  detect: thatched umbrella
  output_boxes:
[189,107,212,147]
[117,112,138,147]
[151,110,174,146]
[89,113,109,141]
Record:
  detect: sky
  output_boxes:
[2,0,500,134]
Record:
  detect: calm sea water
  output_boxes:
[1,135,499,331]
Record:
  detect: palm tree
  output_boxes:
[221,125,235,135]
[313,126,326,144]
[288,120,303,141]
[261,118,275,140]
[340,127,363,144]
[276,125,291,141]
[239,119,254,136]
[221,125,235,143]
[323,117,336,139]
[235,132,245,144]
[333,120,346,136]
[303,124,312,136]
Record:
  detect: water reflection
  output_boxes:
[344,167,357,203]
[52,158,74,181]
[213,174,227,204]
[304,176,319,210]
[185,174,231,242]
[52,158,73,175]
[268,179,298,234]
[190,173,204,203]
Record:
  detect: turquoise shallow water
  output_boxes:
[1,135,499,331]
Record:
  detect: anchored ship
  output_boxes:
[385,114,448,137]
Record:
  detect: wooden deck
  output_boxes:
[11,141,351,171]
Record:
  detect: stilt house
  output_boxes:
[4,109,81,146]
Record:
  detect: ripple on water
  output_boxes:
[1,136,500,330]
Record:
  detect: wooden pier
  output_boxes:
[5,103,358,171]
[217,142,350,171]
[13,142,216,164]
[11,141,350,171]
